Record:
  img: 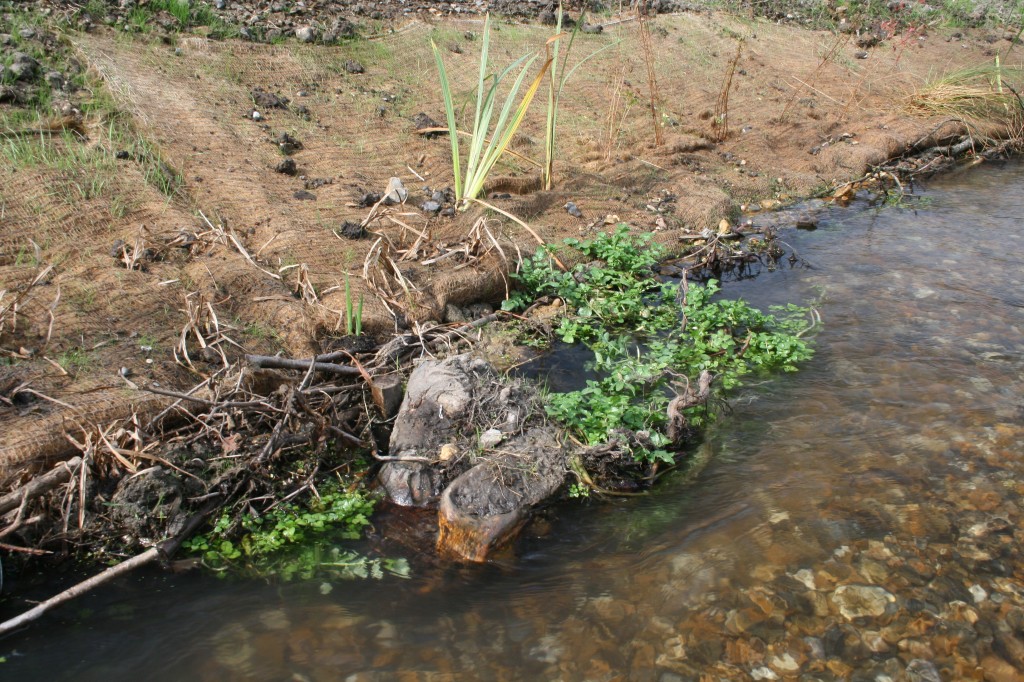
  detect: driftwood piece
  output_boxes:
[0,457,82,517]
[666,370,713,446]
[245,354,361,376]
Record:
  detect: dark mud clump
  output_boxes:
[108,468,190,543]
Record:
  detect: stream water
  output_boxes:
[5,161,1024,681]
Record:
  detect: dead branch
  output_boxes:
[0,457,83,517]
[254,357,319,465]
[0,498,218,637]
[666,370,713,446]
[0,547,160,637]
[244,354,362,376]
[713,39,744,142]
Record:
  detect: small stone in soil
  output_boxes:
[479,429,504,449]
[413,112,443,138]
[277,132,302,155]
[358,192,382,207]
[251,89,289,109]
[337,221,366,240]
[274,158,297,175]
[295,26,316,43]
[9,53,39,81]
[345,60,365,74]
[45,71,65,89]
[421,200,441,214]
[293,190,316,201]
[581,23,603,34]
[854,50,869,59]
[383,177,408,205]
[565,201,583,218]
[115,150,132,160]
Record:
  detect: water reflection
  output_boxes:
[6,162,1024,681]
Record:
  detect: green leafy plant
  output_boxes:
[56,347,90,374]
[182,483,403,580]
[431,15,552,208]
[506,225,815,463]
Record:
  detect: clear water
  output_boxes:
[4,161,1024,681]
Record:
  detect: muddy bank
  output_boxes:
[1,0,1023,575]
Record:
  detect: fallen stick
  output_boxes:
[0,547,160,637]
[0,500,219,637]
[0,457,82,516]
[142,385,276,411]
[245,354,361,376]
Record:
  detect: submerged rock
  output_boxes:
[832,584,896,619]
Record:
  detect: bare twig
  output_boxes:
[245,354,362,376]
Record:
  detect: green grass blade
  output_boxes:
[344,274,354,335]
[430,39,463,200]
[563,38,621,85]
[466,15,493,186]
[355,294,363,336]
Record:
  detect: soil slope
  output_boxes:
[1,4,1021,481]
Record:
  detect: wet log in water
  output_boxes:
[378,354,569,561]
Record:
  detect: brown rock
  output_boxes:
[725,637,766,666]
[725,607,768,635]
[980,655,1024,682]
[832,584,895,620]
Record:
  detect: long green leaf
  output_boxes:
[544,3,621,189]
[544,7,565,189]
[465,56,553,202]
[465,52,533,192]
[466,14,493,192]
[471,54,539,193]
[431,39,462,199]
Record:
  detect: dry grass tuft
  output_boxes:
[906,63,1024,139]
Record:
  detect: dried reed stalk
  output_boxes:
[713,40,744,142]
[636,2,664,147]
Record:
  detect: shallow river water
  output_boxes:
[6,161,1024,681]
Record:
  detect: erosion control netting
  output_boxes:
[1,11,1005,480]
